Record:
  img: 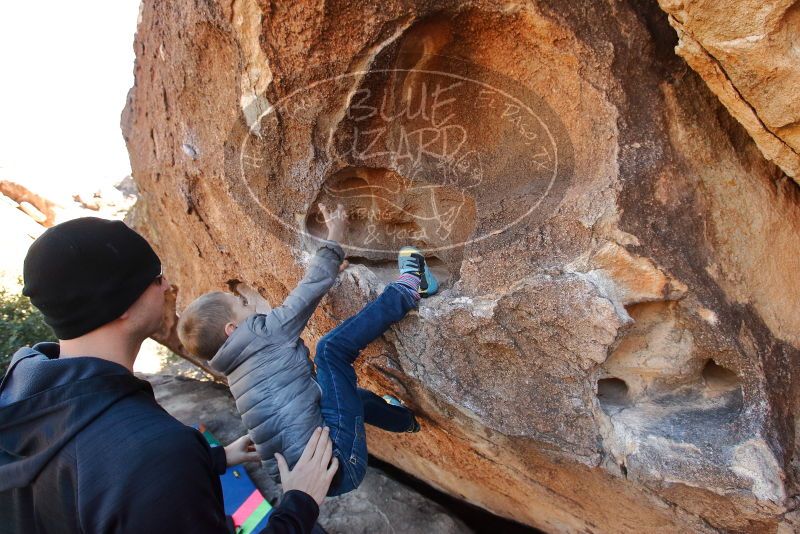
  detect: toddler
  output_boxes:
[177,204,438,495]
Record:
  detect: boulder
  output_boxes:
[123,0,800,531]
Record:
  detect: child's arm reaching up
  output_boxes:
[258,204,348,340]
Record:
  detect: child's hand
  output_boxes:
[318,203,347,244]
[275,427,339,506]
[224,434,261,467]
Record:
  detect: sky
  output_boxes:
[0,0,142,199]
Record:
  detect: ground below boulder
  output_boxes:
[143,372,485,533]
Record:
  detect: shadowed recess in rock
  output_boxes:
[597,377,630,410]
[342,254,453,289]
[306,166,476,263]
[597,339,759,499]
[702,359,740,394]
[305,166,474,287]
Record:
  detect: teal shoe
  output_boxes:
[397,246,439,297]
[382,395,421,433]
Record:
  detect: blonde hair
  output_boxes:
[177,292,235,360]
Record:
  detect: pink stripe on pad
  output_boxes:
[232,489,264,526]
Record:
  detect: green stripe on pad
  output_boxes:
[239,501,271,534]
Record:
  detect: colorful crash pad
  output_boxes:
[199,424,272,534]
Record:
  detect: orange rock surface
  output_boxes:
[658,0,800,179]
[123,1,800,531]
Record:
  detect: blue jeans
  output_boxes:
[314,283,417,496]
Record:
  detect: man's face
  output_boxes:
[126,273,169,338]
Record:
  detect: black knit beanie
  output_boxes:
[22,217,162,340]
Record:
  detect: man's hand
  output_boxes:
[318,203,348,245]
[275,427,339,506]
[224,435,261,467]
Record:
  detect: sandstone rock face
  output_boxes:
[123,1,800,532]
[657,0,800,180]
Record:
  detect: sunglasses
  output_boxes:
[153,271,164,286]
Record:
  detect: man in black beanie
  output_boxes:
[0,217,334,534]
[22,216,164,343]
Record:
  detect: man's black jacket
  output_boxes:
[0,343,319,533]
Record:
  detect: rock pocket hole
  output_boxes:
[346,254,453,289]
[597,377,630,410]
[702,359,740,394]
[307,167,475,285]
[307,167,476,254]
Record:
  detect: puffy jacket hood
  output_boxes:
[0,343,151,491]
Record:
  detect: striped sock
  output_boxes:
[395,273,421,301]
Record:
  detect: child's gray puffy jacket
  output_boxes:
[209,241,344,480]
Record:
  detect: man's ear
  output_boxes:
[224,322,237,336]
